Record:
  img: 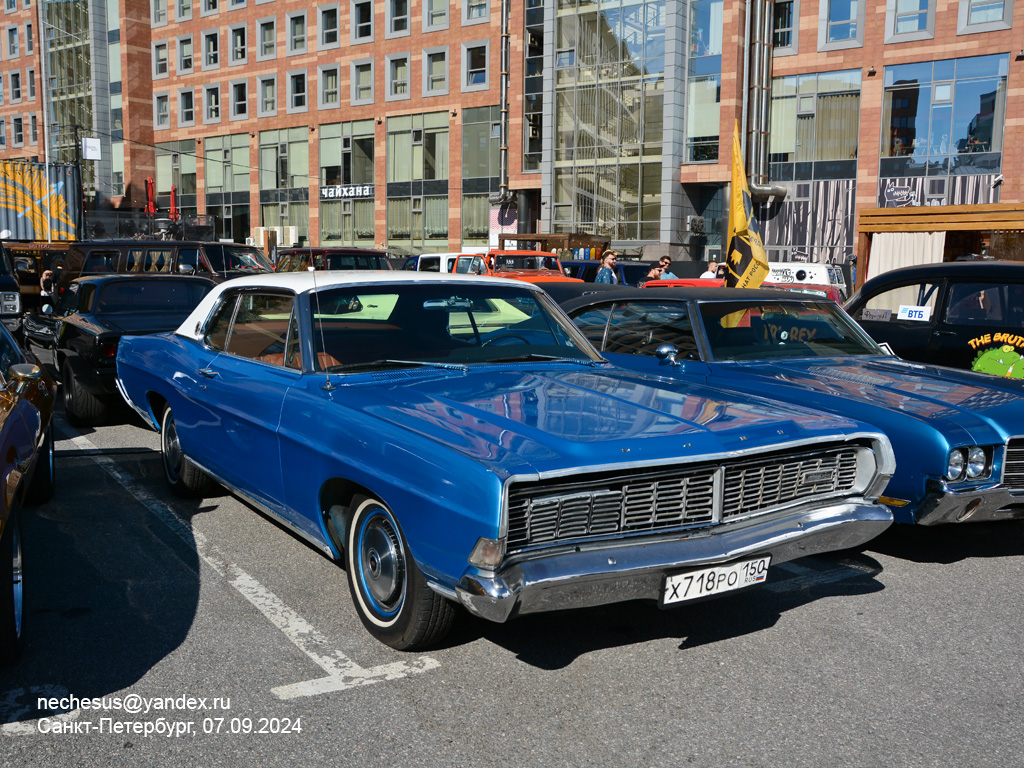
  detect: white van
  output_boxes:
[766,262,848,300]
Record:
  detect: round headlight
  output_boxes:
[946,449,965,481]
[966,446,987,478]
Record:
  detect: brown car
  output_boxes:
[0,324,56,664]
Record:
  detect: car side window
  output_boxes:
[223,293,296,364]
[944,282,1008,325]
[852,281,940,323]
[144,248,173,273]
[55,283,79,316]
[126,249,144,272]
[607,301,699,357]
[205,294,239,351]
[83,250,119,273]
[571,306,612,350]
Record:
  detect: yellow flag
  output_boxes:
[725,121,769,290]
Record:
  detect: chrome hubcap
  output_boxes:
[360,516,403,609]
[164,418,183,479]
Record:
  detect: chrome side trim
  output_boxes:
[189,458,337,559]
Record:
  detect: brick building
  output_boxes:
[1,0,1022,266]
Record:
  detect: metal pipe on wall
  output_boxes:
[490,0,515,206]
[744,0,787,201]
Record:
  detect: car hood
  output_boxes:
[713,356,1024,445]
[341,365,878,479]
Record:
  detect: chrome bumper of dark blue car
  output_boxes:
[914,481,1024,525]
[454,501,892,623]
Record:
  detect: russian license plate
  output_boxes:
[662,556,771,606]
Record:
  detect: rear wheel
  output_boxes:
[62,361,106,426]
[161,406,218,498]
[0,510,24,665]
[23,425,55,506]
[345,496,456,650]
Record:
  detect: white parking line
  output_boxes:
[63,431,440,699]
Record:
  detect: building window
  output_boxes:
[287,12,306,54]
[230,79,248,119]
[464,0,488,23]
[770,69,861,180]
[257,18,275,59]
[351,0,373,42]
[12,116,22,146]
[153,41,169,77]
[319,5,340,48]
[957,0,1012,32]
[0,80,4,105]
[462,41,488,91]
[386,112,449,182]
[30,114,36,143]
[424,48,448,95]
[202,0,218,14]
[320,124,376,245]
[880,54,1008,178]
[5,26,17,58]
[687,0,722,161]
[387,53,410,100]
[204,30,220,68]
[178,36,194,72]
[819,0,865,49]
[9,71,20,101]
[179,89,195,125]
[26,68,33,99]
[155,93,170,128]
[259,127,311,206]
[204,84,221,123]
[884,0,934,41]
[153,0,167,24]
[0,120,5,148]
[177,0,192,21]
[24,22,30,53]
[288,70,307,112]
[319,65,340,108]
[156,140,198,196]
[773,0,795,50]
[351,59,374,104]
[387,0,409,36]
[230,24,247,64]
[3,0,13,10]
[258,75,276,116]
[424,0,448,31]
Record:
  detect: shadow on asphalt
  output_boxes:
[0,452,213,726]
[865,519,1024,564]
[448,550,886,669]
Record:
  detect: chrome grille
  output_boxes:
[506,444,860,551]
[1003,439,1024,491]
[722,448,858,520]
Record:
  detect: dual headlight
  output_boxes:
[946,446,991,481]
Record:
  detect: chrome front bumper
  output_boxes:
[913,481,1024,525]
[455,501,893,623]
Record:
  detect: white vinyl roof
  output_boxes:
[175,270,539,340]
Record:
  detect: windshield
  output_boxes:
[698,301,884,361]
[310,283,601,371]
[202,245,274,274]
[492,253,561,272]
[93,279,213,315]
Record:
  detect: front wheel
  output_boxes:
[161,406,218,498]
[0,509,24,665]
[345,496,456,650]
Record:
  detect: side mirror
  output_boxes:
[178,262,197,275]
[654,343,681,366]
[7,362,41,393]
[41,303,54,316]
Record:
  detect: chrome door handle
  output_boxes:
[199,368,219,379]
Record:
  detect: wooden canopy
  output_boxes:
[859,203,1024,234]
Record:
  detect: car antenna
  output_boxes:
[309,265,336,391]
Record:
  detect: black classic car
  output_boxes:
[24,274,215,425]
[846,261,1024,378]
[0,322,56,664]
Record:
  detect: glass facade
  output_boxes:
[880,54,1008,178]
[553,0,666,240]
[686,0,721,161]
[319,120,376,245]
[259,127,310,245]
[385,112,449,249]
[770,69,862,181]
[462,106,500,247]
[205,133,251,242]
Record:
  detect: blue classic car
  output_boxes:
[116,273,894,649]
[559,286,1024,527]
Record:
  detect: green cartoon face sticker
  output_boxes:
[972,345,1024,378]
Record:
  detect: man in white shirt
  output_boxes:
[699,260,718,279]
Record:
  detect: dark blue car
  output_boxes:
[560,285,1024,527]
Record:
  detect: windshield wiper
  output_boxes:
[329,358,468,373]
[485,353,604,366]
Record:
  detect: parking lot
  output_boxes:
[1,411,1022,767]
